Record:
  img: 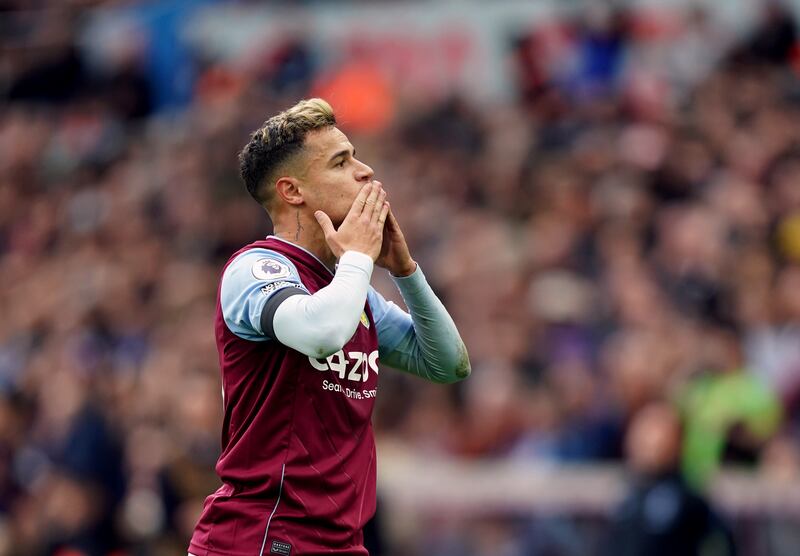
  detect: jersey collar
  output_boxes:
[266,235,334,276]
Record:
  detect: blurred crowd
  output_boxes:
[2,1,800,555]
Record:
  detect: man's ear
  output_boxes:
[275,176,304,206]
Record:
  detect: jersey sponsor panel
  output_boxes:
[310,350,379,400]
[308,350,379,382]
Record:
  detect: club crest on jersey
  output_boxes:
[252,258,292,280]
[360,311,370,329]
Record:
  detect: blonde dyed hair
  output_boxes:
[239,98,337,207]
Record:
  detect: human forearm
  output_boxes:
[271,251,372,358]
[382,266,470,383]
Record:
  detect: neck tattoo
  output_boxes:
[294,210,303,241]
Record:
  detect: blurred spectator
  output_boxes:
[604,403,736,556]
[681,326,781,487]
[759,435,800,556]
[5,10,90,105]
[735,1,798,66]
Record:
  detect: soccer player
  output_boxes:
[189,98,470,556]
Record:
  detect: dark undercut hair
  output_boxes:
[239,98,336,208]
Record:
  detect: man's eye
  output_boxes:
[335,160,346,168]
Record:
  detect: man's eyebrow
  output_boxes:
[328,147,355,164]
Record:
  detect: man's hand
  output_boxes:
[314,182,389,261]
[376,204,417,277]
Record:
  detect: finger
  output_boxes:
[371,189,387,225]
[377,201,390,227]
[385,203,400,230]
[314,210,335,237]
[349,183,372,217]
[363,182,381,214]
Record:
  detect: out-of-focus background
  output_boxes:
[2,0,800,554]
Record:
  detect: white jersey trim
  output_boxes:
[259,463,286,556]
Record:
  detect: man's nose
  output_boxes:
[355,161,374,182]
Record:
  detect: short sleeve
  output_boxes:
[367,287,414,356]
[220,249,309,341]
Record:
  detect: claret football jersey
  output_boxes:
[189,236,408,556]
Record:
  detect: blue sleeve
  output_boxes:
[367,287,414,357]
[366,275,470,383]
[220,249,309,341]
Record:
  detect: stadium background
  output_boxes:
[2,0,800,554]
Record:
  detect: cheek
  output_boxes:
[332,180,356,203]
[309,174,360,214]
[345,181,363,200]
[336,191,353,214]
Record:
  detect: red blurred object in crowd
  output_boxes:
[313,62,395,134]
